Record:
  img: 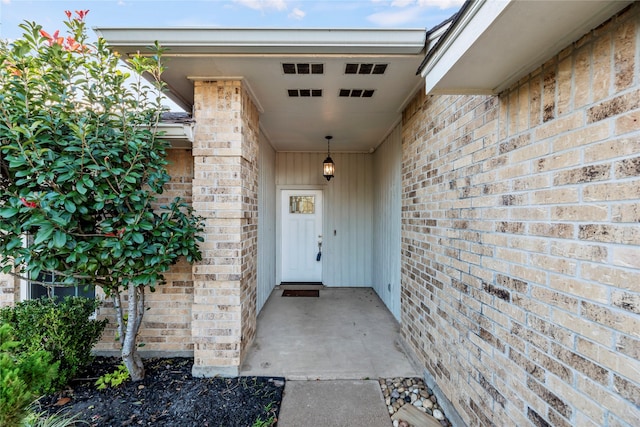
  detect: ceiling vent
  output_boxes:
[288,89,323,97]
[345,63,388,75]
[339,89,375,98]
[283,63,324,75]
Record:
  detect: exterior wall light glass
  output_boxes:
[323,135,335,181]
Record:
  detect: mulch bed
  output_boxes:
[36,357,284,427]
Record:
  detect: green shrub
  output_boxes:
[0,323,58,427]
[0,296,108,389]
[95,364,130,390]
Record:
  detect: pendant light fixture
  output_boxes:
[323,135,335,181]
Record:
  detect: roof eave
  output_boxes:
[158,122,194,148]
[93,27,427,55]
[419,0,633,95]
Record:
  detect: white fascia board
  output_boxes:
[94,28,427,55]
[157,123,193,148]
[425,21,452,52]
[420,0,510,93]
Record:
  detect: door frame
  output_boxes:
[276,185,325,285]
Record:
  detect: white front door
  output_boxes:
[281,190,323,283]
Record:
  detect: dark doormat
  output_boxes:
[280,282,323,286]
[282,289,320,297]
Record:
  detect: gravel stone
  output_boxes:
[379,376,452,427]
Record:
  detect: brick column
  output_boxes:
[191,81,259,377]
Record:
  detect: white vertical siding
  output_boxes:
[276,152,373,287]
[257,134,276,313]
[276,152,325,186]
[373,125,402,320]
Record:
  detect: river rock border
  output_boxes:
[379,377,452,427]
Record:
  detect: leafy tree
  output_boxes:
[0,11,203,381]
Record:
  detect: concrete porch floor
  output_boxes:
[240,287,419,380]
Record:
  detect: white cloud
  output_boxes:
[417,0,464,10]
[367,6,422,26]
[288,8,305,20]
[391,0,414,7]
[2,0,11,4]
[368,0,463,26]
[387,0,464,9]
[234,0,287,11]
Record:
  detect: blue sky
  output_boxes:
[1,0,463,40]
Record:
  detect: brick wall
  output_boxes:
[401,5,639,426]
[239,85,259,362]
[95,149,195,354]
[0,272,17,307]
[191,81,259,376]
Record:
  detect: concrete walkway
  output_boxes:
[277,380,392,427]
[240,288,420,426]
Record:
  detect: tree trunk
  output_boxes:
[112,292,124,345]
[121,284,145,381]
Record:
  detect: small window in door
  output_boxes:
[289,196,315,214]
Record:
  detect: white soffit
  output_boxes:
[420,0,633,95]
[94,27,427,153]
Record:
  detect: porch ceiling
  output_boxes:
[94,28,427,153]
